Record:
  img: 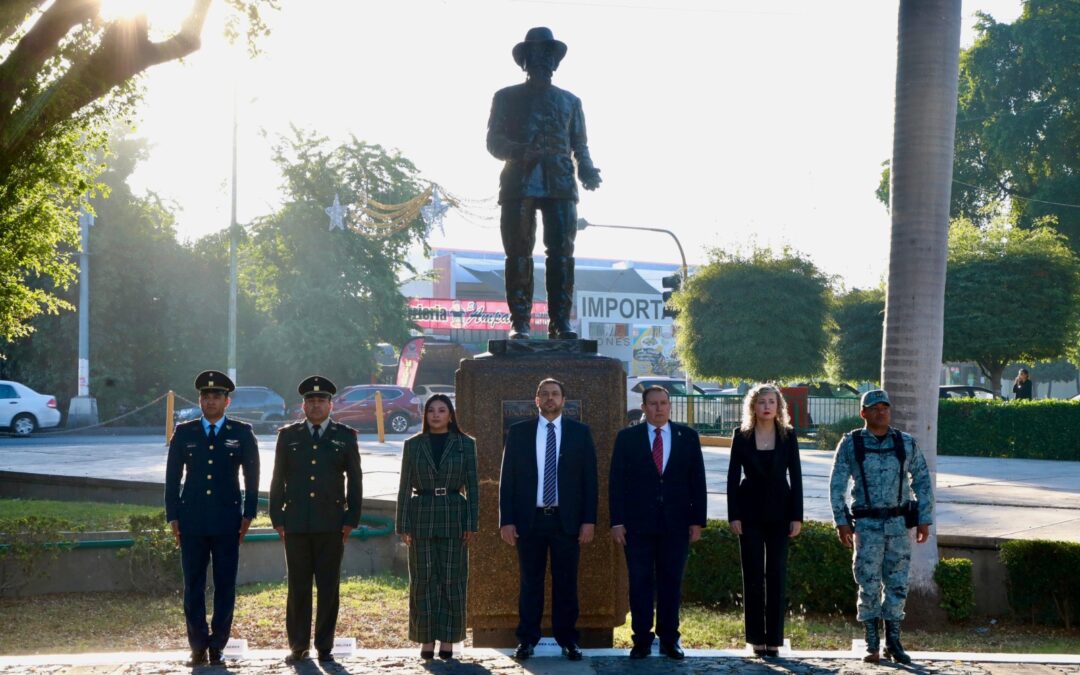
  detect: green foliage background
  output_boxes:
[937,399,1080,460]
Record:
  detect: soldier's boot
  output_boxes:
[546,256,577,339]
[505,257,534,339]
[862,619,881,663]
[883,620,912,664]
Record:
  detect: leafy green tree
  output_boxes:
[239,129,431,398]
[0,0,275,346]
[674,247,831,382]
[943,218,1080,394]
[878,1,1080,253]
[830,288,884,384]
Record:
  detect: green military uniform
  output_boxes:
[829,426,934,621]
[396,431,480,643]
[269,376,362,661]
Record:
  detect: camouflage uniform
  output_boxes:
[828,427,934,622]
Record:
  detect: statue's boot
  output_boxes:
[505,256,533,339]
[884,620,911,664]
[862,619,880,663]
[547,256,577,339]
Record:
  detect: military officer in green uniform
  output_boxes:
[165,370,260,667]
[829,389,934,664]
[269,376,362,664]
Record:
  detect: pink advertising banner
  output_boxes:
[396,336,424,389]
[408,298,550,331]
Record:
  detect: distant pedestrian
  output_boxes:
[726,384,803,658]
[269,376,363,665]
[164,370,260,667]
[1012,368,1033,400]
[396,394,479,660]
[828,389,934,665]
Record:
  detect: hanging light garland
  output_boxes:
[325,183,494,239]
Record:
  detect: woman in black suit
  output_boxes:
[726,384,803,657]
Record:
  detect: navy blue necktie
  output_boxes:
[542,422,557,506]
[312,424,321,442]
[208,423,217,445]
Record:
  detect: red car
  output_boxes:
[330,385,422,434]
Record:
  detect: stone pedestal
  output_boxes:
[66,396,99,428]
[457,339,628,647]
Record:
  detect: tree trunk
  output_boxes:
[882,0,962,622]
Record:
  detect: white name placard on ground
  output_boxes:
[223,639,248,659]
[332,637,356,656]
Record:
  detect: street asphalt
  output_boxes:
[2,430,1079,542]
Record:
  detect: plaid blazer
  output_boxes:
[396,431,480,538]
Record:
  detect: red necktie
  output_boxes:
[652,427,664,475]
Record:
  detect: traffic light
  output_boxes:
[661,273,682,319]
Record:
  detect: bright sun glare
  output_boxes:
[98,0,194,30]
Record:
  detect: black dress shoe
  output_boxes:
[629,644,650,659]
[659,642,685,660]
[317,650,334,662]
[186,649,209,667]
[513,643,534,660]
[208,648,225,666]
[562,644,584,661]
[420,648,435,659]
[284,649,309,664]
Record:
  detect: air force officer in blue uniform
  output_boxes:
[165,370,260,666]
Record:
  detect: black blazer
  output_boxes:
[726,427,803,525]
[499,416,598,537]
[609,421,707,535]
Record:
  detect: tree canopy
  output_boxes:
[877,0,1080,253]
[0,0,275,346]
[673,247,832,382]
[943,218,1080,393]
[829,287,884,384]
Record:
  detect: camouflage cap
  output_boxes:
[860,389,891,408]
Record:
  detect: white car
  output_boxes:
[0,380,62,436]
[413,384,456,404]
[625,376,741,431]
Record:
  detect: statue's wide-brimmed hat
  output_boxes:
[512,27,567,69]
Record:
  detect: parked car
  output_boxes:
[413,384,456,404]
[0,380,61,436]
[331,385,422,434]
[176,385,287,431]
[939,385,1000,400]
[625,376,740,430]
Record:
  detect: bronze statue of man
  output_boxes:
[487,27,602,340]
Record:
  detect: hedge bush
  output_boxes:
[938,399,1080,459]
[684,519,856,614]
[999,539,1080,628]
[815,415,864,451]
[934,557,974,621]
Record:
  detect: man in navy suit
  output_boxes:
[499,378,598,661]
[610,385,707,659]
[165,370,260,666]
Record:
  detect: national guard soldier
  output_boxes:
[828,389,934,664]
[165,370,260,667]
[269,376,362,664]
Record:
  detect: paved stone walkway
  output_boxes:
[2,650,1078,675]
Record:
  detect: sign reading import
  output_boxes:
[577,292,667,322]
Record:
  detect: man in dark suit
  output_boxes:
[610,385,707,660]
[499,378,598,661]
[165,370,260,667]
[269,376,363,664]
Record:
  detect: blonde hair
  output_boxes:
[738,383,792,439]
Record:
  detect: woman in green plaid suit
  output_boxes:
[396,393,479,659]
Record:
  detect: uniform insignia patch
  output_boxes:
[225,439,240,448]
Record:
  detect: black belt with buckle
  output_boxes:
[537,506,559,515]
[414,488,455,496]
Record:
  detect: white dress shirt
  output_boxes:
[647,421,672,472]
[535,415,563,507]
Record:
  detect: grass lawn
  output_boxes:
[0,498,273,531]
[1,574,1077,655]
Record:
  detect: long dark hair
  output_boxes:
[422,394,462,434]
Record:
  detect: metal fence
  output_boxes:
[669,393,861,436]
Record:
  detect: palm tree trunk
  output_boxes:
[882,0,962,614]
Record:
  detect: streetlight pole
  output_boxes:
[576,218,693,399]
[227,91,239,383]
[68,204,99,427]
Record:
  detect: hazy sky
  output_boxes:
[123,0,1024,289]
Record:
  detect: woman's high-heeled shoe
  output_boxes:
[438,648,454,659]
[420,643,435,659]
[753,645,767,657]
[765,646,780,657]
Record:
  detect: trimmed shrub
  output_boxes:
[116,512,182,594]
[684,519,856,615]
[815,415,864,452]
[934,557,975,621]
[938,399,1080,459]
[0,516,75,596]
[1000,539,1080,628]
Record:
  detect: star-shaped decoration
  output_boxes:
[325,194,346,231]
[420,186,450,234]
